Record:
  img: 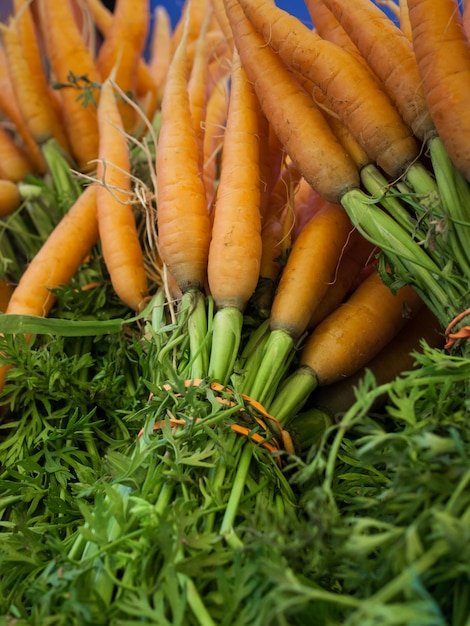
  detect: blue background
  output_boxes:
[149,0,398,29]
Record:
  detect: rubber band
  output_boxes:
[138,379,299,465]
[444,307,470,351]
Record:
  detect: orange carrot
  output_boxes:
[148,5,172,102]
[270,203,354,340]
[223,0,360,204]
[407,0,470,180]
[207,50,262,312]
[39,0,101,172]
[210,0,235,44]
[0,279,14,313]
[0,17,71,154]
[312,304,443,417]
[0,45,47,174]
[307,227,377,328]
[188,15,212,155]
[206,50,262,382]
[96,78,149,311]
[237,0,420,180]
[156,21,211,294]
[0,126,35,182]
[320,0,435,141]
[269,269,424,421]
[96,0,150,133]
[0,183,100,393]
[398,0,413,40]
[202,73,230,207]
[246,202,354,404]
[171,0,212,61]
[0,179,21,217]
[304,0,368,66]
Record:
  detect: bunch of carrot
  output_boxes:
[2,0,468,451]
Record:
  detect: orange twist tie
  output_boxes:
[444,307,470,351]
[138,379,298,466]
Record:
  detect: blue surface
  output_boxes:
[150,0,396,29]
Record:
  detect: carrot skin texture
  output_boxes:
[320,0,435,142]
[223,0,360,204]
[270,203,354,339]
[39,0,101,171]
[207,51,262,311]
[236,0,419,180]
[299,270,424,385]
[407,0,470,180]
[96,79,149,312]
[0,127,35,182]
[156,25,212,293]
[312,305,443,416]
[0,179,21,217]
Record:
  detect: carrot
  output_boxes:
[210,0,235,44]
[0,45,47,174]
[269,269,424,422]
[407,0,470,180]
[0,179,21,218]
[96,0,150,133]
[0,183,99,393]
[319,0,435,142]
[236,0,420,181]
[96,78,149,312]
[156,22,211,295]
[0,126,35,182]
[171,0,212,60]
[0,17,71,154]
[148,5,172,103]
[304,0,369,67]
[246,202,354,404]
[188,14,212,155]
[463,0,470,41]
[307,228,377,328]
[39,0,101,172]
[207,49,262,383]
[223,0,360,204]
[398,0,413,40]
[312,304,443,417]
[0,279,14,313]
[202,73,230,207]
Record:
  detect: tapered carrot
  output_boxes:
[0,127,35,182]
[188,15,212,154]
[202,73,230,207]
[0,279,14,314]
[96,78,149,312]
[269,269,424,422]
[0,184,100,393]
[39,0,101,172]
[312,304,442,417]
[148,5,172,103]
[207,50,262,383]
[96,0,150,133]
[0,17,71,154]
[246,202,354,404]
[304,0,368,67]
[171,0,212,60]
[223,0,360,204]
[398,0,413,40]
[0,179,21,217]
[407,0,470,180]
[210,0,235,44]
[156,22,211,294]
[307,228,377,328]
[319,0,435,142]
[0,45,47,174]
[237,0,420,181]
[84,0,158,112]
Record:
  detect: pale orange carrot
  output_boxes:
[156,20,211,293]
[96,78,149,311]
[39,0,101,172]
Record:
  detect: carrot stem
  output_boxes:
[208,306,243,385]
[268,366,319,424]
[182,289,210,380]
[244,328,296,407]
